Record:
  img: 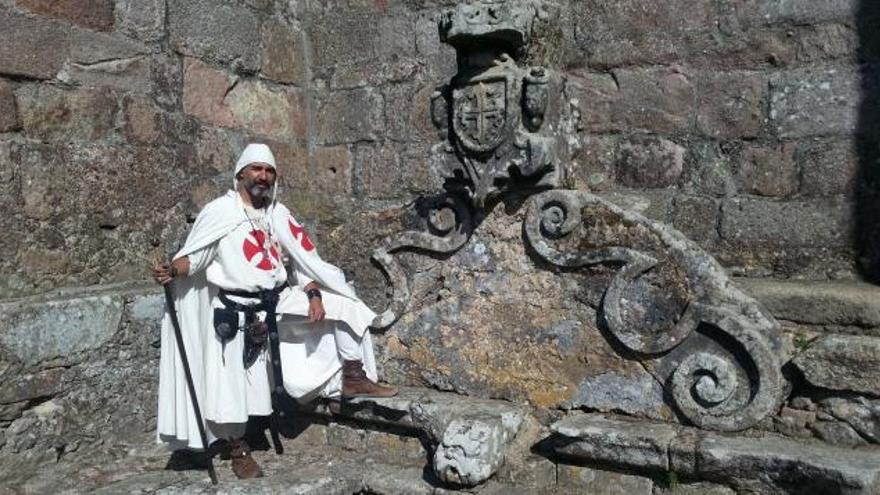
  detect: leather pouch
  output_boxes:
[213,307,239,343]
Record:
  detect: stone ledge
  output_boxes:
[0,283,160,368]
[300,387,531,487]
[0,281,157,308]
[550,413,880,494]
[793,334,880,396]
[735,277,880,328]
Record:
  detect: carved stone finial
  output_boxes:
[439,0,537,52]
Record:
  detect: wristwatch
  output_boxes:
[306,288,322,300]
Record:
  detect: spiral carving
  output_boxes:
[371,195,473,329]
[525,190,785,431]
[665,307,784,431]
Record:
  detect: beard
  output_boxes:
[241,177,273,205]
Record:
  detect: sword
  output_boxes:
[163,281,219,485]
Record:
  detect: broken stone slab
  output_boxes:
[0,293,123,367]
[793,335,880,395]
[550,414,681,471]
[698,435,880,494]
[306,387,530,487]
[556,464,654,495]
[821,397,880,444]
[736,278,880,329]
[549,413,880,494]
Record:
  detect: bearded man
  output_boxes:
[152,143,396,479]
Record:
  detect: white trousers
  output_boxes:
[204,289,374,441]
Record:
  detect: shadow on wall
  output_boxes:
[857,0,880,283]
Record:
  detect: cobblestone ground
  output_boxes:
[10,430,440,495]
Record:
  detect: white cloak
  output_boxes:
[157,191,378,450]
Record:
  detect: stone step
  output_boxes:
[297,386,533,488]
[735,277,880,329]
[549,413,880,494]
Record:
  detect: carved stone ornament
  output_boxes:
[524,190,787,431]
[370,0,787,442]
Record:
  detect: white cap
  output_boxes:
[234,143,276,178]
[233,143,279,201]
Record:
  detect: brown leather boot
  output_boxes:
[229,438,263,479]
[342,360,398,398]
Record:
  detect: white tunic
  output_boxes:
[157,192,378,450]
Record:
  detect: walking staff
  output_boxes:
[163,282,218,485]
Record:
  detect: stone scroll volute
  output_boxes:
[369,0,788,445]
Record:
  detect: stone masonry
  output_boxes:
[2,0,880,494]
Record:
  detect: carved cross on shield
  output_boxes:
[452,77,509,154]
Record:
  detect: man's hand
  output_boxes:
[308,297,325,322]
[152,257,190,285]
[152,262,175,285]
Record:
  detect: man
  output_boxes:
[153,143,396,479]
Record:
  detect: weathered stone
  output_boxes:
[382,83,439,143]
[569,0,716,69]
[670,194,719,245]
[261,20,308,85]
[774,407,817,439]
[314,89,383,145]
[737,278,880,328]
[168,0,261,72]
[683,141,737,197]
[307,11,379,70]
[496,453,557,488]
[361,462,435,495]
[0,141,16,198]
[794,23,859,64]
[617,136,685,188]
[65,56,153,93]
[123,96,160,143]
[0,81,20,132]
[182,57,236,127]
[194,126,244,173]
[571,135,617,191]
[0,11,68,79]
[552,414,880,493]
[308,387,529,487]
[0,368,65,405]
[128,293,163,324]
[14,0,114,31]
[812,420,869,447]
[696,71,766,139]
[822,397,880,443]
[731,143,798,197]
[697,434,880,494]
[797,139,859,197]
[0,295,123,366]
[551,414,680,471]
[260,139,308,192]
[114,0,166,42]
[793,335,880,395]
[720,197,851,248]
[770,68,861,138]
[556,464,654,495]
[567,370,669,420]
[67,30,148,67]
[309,146,353,195]
[755,0,858,25]
[354,142,441,199]
[16,85,118,142]
[570,67,697,135]
[660,482,736,495]
[597,190,674,223]
[227,81,303,139]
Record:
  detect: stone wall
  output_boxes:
[0,0,877,300]
[2,0,880,492]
